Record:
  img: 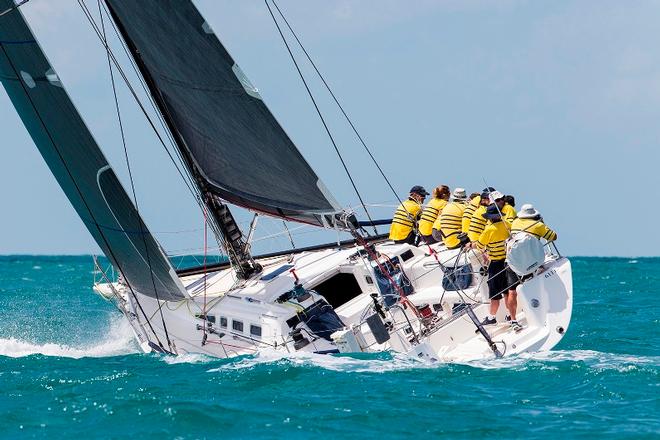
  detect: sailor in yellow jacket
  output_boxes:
[510,204,557,241]
[388,185,428,245]
[431,188,468,248]
[463,187,495,237]
[504,204,557,332]
[473,204,511,327]
[502,195,517,225]
[418,185,450,244]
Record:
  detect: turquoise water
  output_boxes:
[0,256,658,439]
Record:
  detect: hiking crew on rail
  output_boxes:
[389,184,557,332]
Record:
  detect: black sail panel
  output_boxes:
[104,0,344,228]
[0,1,186,301]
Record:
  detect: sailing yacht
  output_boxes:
[0,0,572,362]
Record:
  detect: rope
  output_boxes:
[0,34,169,352]
[77,0,203,210]
[264,0,378,235]
[270,0,405,210]
[95,0,173,351]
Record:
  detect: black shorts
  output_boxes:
[487,260,507,300]
[506,266,521,289]
[506,266,532,290]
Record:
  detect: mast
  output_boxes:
[103,0,354,279]
[103,1,261,279]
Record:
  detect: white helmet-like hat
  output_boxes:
[452,187,467,200]
[518,203,541,219]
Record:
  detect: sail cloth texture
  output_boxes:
[0,0,187,301]
[104,0,345,229]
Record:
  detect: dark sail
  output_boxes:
[104,0,346,229]
[0,0,187,301]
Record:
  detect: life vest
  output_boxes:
[511,218,557,241]
[467,204,488,242]
[418,198,447,236]
[433,201,465,248]
[462,195,480,233]
[476,220,509,261]
[502,203,517,224]
[388,198,422,241]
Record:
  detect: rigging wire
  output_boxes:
[0,0,29,18]
[0,36,169,352]
[264,0,378,235]
[95,0,174,352]
[96,1,201,202]
[76,0,203,211]
[270,0,405,209]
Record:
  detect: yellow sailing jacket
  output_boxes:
[467,204,488,242]
[511,218,557,241]
[476,220,510,261]
[389,198,422,241]
[432,201,465,248]
[502,203,517,225]
[462,196,480,233]
[418,198,447,236]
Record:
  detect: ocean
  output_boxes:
[0,256,658,439]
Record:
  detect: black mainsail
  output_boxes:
[103,0,346,229]
[0,0,187,301]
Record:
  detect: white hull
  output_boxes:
[94,241,573,363]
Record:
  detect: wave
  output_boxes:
[463,349,660,371]
[205,349,433,373]
[0,316,139,359]
[201,348,660,374]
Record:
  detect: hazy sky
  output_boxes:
[1,0,658,257]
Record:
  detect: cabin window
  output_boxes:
[220,317,227,328]
[250,325,262,338]
[194,314,215,323]
[400,250,414,262]
[309,273,362,309]
[232,320,243,332]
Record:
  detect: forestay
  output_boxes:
[0,0,187,301]
[104,0,347,228]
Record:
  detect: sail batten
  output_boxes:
[0,0,187,301]
[104,0,347,229]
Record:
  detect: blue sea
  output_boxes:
[0,256,658,439]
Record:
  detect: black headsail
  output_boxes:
[103,0,347,230]
[0,0,187,301]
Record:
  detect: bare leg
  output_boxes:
[489,299,500,316]
[507,291,518,321]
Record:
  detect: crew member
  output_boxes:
[418,185,450,244]
[463,187,495,236]
[474,204,510,326]
[511,204,557,241]
[388,185,428,245]
[504,204,557,332]
[502,195,517,224]
[467,191,493,241]
[432,188,468,248]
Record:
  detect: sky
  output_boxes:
[1,0,658,257]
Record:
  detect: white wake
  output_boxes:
[0,316,139,359]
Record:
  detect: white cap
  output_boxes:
[489,190,504,203]
[452,187,467,200]
[518,203,541,219]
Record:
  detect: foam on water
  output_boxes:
[0,316,139,359]
[463,349,660,371]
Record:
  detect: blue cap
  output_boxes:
[410,185,429,196]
